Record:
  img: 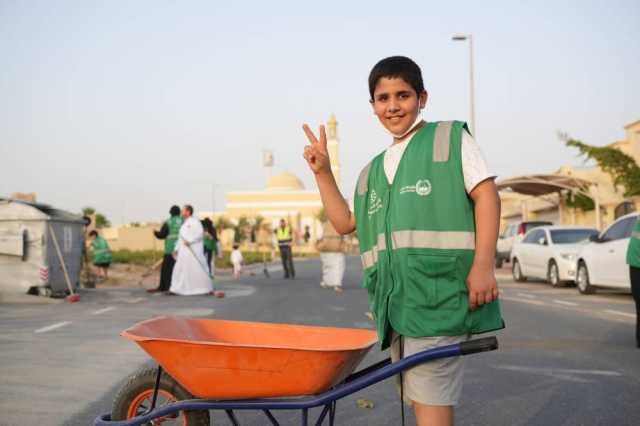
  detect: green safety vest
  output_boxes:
[277,226,292,244]
[165,216,183,254]
[354,121,504,349]
[626,217,640,268]
[92,236,112,264]
[203,234,216,251]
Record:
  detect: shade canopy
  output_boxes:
[496,174,594,197]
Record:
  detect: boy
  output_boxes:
[88,230,112,281]
[230,244,243,280]
[302,56,503,426]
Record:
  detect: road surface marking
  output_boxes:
[604,309,635,319]
[500,296,545,306]
[553,300,578,307]
[493,365,622,377]
[35,321,71,333]
[173,308,215,317]
[92,306,116,315]
[517,292,537,299]
[127,297,145,304]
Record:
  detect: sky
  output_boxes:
[1,0,639,224]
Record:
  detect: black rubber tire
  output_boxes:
[576,261,595,295]
[111,367,210,425]
[547,260,564,287]
[512,259,526,282]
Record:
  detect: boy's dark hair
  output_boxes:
[233,244,239,250]
[89,230,98,237]
[169,205,180,216]
[368,56,425,100]
[184,205,194,215]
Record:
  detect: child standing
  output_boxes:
[302,56,504,426]
[230,244,243,280]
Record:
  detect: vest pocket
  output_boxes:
[362,267,378,313]
[407,254,462,310]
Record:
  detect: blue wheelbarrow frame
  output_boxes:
[94,336,498,426]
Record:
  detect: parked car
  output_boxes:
[575,212,639,294]
[511,225,599,286]
[496,221,552,268]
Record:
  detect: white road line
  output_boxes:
[604,309,636,319]
[553,300,578,307]
[517,292,537,299]
[92,306,116,315]
[127,297,145,304]
[35,321,71,334]
[500,296,546,306]
[495,364,621,377]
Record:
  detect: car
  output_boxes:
[575,212,639,294]
[511,225,599,287]
[496,221,552,268]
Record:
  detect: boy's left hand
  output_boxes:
[466,263,498,311]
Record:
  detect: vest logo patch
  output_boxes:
[400,179,432,197]
[368,189,383,217]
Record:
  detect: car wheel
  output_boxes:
[512,259,526,282]
[576,261,595,295]
[547,260,564,287]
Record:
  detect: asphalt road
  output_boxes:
[0,257,638,426]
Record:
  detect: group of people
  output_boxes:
[148,204,218,296]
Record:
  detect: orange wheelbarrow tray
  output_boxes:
[95,316,498,426]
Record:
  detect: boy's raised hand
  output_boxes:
[302,124,332,176]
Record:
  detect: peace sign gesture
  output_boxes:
[302,124,332,176]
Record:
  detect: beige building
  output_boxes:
[499,119,640,231]
[200,114,343,249]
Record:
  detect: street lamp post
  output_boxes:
[452,34,476,136]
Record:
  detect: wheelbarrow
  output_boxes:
[94,316,498,425]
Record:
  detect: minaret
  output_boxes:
[327,114,341,186]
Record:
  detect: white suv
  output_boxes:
[575,212,638,294]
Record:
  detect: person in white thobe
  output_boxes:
[316,221,346,292]
[169,205,213,296]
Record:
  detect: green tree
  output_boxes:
[563,134,640,197]
[215,216,233,230]
[81,207,111,228]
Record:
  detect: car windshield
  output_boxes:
[523,222,551,233]
[549,229,599,244]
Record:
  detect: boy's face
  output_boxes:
[370,77,427,136]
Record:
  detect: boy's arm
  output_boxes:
[302,124,356,235]
[467,178,501,310]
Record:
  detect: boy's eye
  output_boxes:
[376,94,388,102]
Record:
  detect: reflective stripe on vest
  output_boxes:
[391,230,475,250]
[433,121,453,162]
[360,231,475,267]
[360,234,386,269]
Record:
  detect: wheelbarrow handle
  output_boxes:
[459,336,498,355]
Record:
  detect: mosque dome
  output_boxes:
[267,172,305,191]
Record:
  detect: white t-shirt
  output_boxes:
[230,249,243,265]
[383,128,495,193]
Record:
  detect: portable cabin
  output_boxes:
[0,198,86,296]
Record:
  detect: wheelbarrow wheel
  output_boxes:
[111,367,210,426]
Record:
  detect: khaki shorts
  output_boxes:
[390,332,468,406]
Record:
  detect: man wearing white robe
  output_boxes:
[169,205,213,296]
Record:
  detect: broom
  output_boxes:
[48,224,80,303]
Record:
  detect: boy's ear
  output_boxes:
[419,90,428,110]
